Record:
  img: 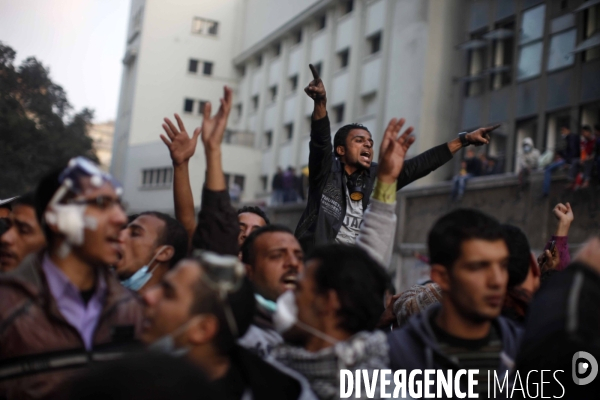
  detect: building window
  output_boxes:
[274,42,281,56]
[256,54,263,67]
[317,15,326,31]
[547,29,576,71]
[466,33,487,97]
[337,48,350,69]
[184,98,194,113]
[368,32,382,55]
[224,173,245,193]
[517,42,544,81]
[269,85,278,103]
[192,17,219,36]
[333,104,345,124]
[203,61,213,75]
[252,95,259,111]
[188,59,199,73]
[198,101,207,115]
[294,30,302,45]
[361,93,376,116]
[237,65,246,77]
[285,123,294,141]
[289,75,298,93]
[489,22,515,90]
[235,103,243,121]
[517,4,545,81]
[343,0,354,15]
[264,131,273,147]
[260,175,268,192]
[142,167,173,188]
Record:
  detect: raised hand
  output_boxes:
[466,124,500,146]
[377,118,416,184]
[538,246,560,273]
[304,64,326,104]
[201,86,233,152]
[553,202,574,232]
[160,113,201,166]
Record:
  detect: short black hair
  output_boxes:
[307,244,389,334]
[428,209,505,269]
[189,267,256,355]
[67,353,216,400]
[502,224,531,287]
[34,166,67,243]
[333,123,371,157]
[12,192,36,208]
[581,125,592,133]
[240,224,294,265]
[237,205,270,225]
[137,211,189,267]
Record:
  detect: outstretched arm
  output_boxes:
[357,118,415,266]
[397,124,500,189]
[160,114,201,249]
[192,87,239,256]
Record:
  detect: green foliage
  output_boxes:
[0,42,98,198]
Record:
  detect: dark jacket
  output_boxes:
[212,345,314,399]
[558,133,580,163]
[192,186,239,256]
[515,262,600,399]
[0,253,144,400]
[388,304,522,397]
[295,115,453,252]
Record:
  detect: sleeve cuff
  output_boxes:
[373,180,397,204]
[201,186,231,209]
[311,113,330,131]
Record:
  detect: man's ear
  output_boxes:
[336,145,346,157]
[529,253,541,278]
[431,264,451,292]
[187,315,219,346]
[156,245,175,263]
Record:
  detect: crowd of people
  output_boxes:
[0,65,599,400]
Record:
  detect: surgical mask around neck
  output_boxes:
[255,293,277,313]
[148,316,199,357]
[121,245,168,291]
[273,290,339,345]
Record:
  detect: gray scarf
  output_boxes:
[272,331,389,400]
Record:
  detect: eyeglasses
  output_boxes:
[67,196,124,211]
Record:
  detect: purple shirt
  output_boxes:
[42,254,107,350]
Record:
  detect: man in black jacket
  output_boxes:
[295,64,496,252]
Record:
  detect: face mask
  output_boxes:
[273,290,339,345]
[523,144,532,153]
[255,293,277,313]
[121,245,168,291]
[148,316,199,357]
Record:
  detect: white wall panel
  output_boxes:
[361,57,381,95]
[365,0,385,37]
[284,95,297,124]
[268,58,281,86]
[278,142,293,168]
[288,46,301,76]
[335,16,354,51]
[331,71,349,105]
[310,31,327,63]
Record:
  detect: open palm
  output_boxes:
[377,118,415,183]
[201,86,233,151]
[160,113,201,166]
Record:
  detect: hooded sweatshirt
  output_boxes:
[388,304,522,398]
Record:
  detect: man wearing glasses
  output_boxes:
[0,158,144,400]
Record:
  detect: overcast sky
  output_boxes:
[0,0,131,122]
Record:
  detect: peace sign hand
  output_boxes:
[304,64,326,104]
[160,113,201,166]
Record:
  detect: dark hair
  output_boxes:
[67,353,216,400]
[237,205,270,225]
[581,125,592,133]
[138,211,188,268]
[12,192,36,208]
[307,244,389,334]
[189,269,256,355]
[34,166,67,243]
[127,213,140,224]
[240,224,294,265]
[333,123,371,157]
[594,123,600,131]
[428,209,505,269]
[502,224,531,287]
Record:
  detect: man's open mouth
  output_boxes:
[281,274,298,289]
